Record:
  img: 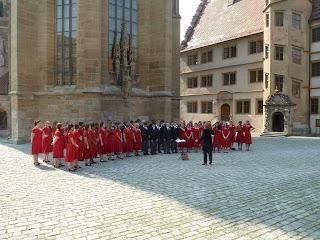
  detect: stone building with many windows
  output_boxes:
[0,0,181,143]
[181,0,320,136]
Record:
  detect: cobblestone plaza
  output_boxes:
[0,137,319,240]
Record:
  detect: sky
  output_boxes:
[180,0,202,40]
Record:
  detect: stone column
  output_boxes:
[10,0,42,143]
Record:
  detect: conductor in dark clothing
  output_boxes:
[149,122,159,155]
[201,122,214,165]
[140,122,150,155]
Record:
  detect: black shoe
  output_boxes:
[202,163,207,165]
[209,162,212,165]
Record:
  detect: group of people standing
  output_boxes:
[30,119,255,169]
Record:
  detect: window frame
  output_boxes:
[275,45,284,61]
[292,80,301,98]
[266,13,270,28]
[249,40,263,55]
[312,62,320,77]
[223,45,237,59]
[275,74,284,92]
[55,0,78,86]
[223,72,236,86]
[312,27,320,43]
[187,77,198,89]
[200,75,213,87]
[201,101,213,114]
[187,54,198,66]
[292,12,301,30]
[187,102,198,113]
[236,100,251,114]
[292,47,302,65]
[311,98,319,115]
[275,11,284,27]
[256,99,264,115]
[249,69,263,83]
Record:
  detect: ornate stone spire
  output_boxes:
[112,31,120,79]
[128,34,136,80]
[120,23,128,68]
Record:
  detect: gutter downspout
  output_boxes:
[308,20,311,135]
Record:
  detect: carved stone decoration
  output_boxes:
[0,37,7,67]
[110,19,138,98]
[111,32,120,84]
[263,90,296,134]
[120,22,128,68]
[128,34,137,83]
[122,69,132,99]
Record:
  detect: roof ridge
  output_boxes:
[181,0,209,50]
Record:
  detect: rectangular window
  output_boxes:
[311,98,319,114]
[223,46,237,59]
[207,51,213,62]
[312,62,320,76]
[249,40,263,54]
[223,72,236,85]
[256,99,263,114]
[292,13,301,30]
[265,73,269,89]
[187,77,198,88]
[265,44,269,59]
[292,47,302,64]
[312,27,320,42]
[187,102,198,113]
[201,75,213,87]
[236,100,251,114]
[275,74,284,92]
[275,12,284,27]
[275,46,284,60]
[56,0,77,85]
[187,54,198,66]
[201,102,213,114]
[266,13,270,27]
[201,51,213,64]
[249,69,263,83]
[292,81,301,98]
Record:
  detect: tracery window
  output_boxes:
[0,2,4,18]
[56,0,77,85]
[108,0,138,58]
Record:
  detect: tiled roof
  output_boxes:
[311,0,320,21]
[181,0,264,51]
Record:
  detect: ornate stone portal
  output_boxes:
[263,90,296,134]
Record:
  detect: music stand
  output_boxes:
[176,139,188,160]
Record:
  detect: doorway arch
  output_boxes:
[221,104,230,121]
[272,112,284,132]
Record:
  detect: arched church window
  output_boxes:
[56,0,77,85]
[108,0,138,59]
[0,2,4,18]
[0,109,7,130]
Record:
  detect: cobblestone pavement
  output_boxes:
[0,137,319,240]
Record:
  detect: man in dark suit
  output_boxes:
[140,122,150,155]
[163,122,173,154]
[158,120,165,153]
[149,121,159,155]
[171,121,180,153]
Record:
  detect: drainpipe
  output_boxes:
[308,20,311,135]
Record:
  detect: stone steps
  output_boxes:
[260,132,288,138]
